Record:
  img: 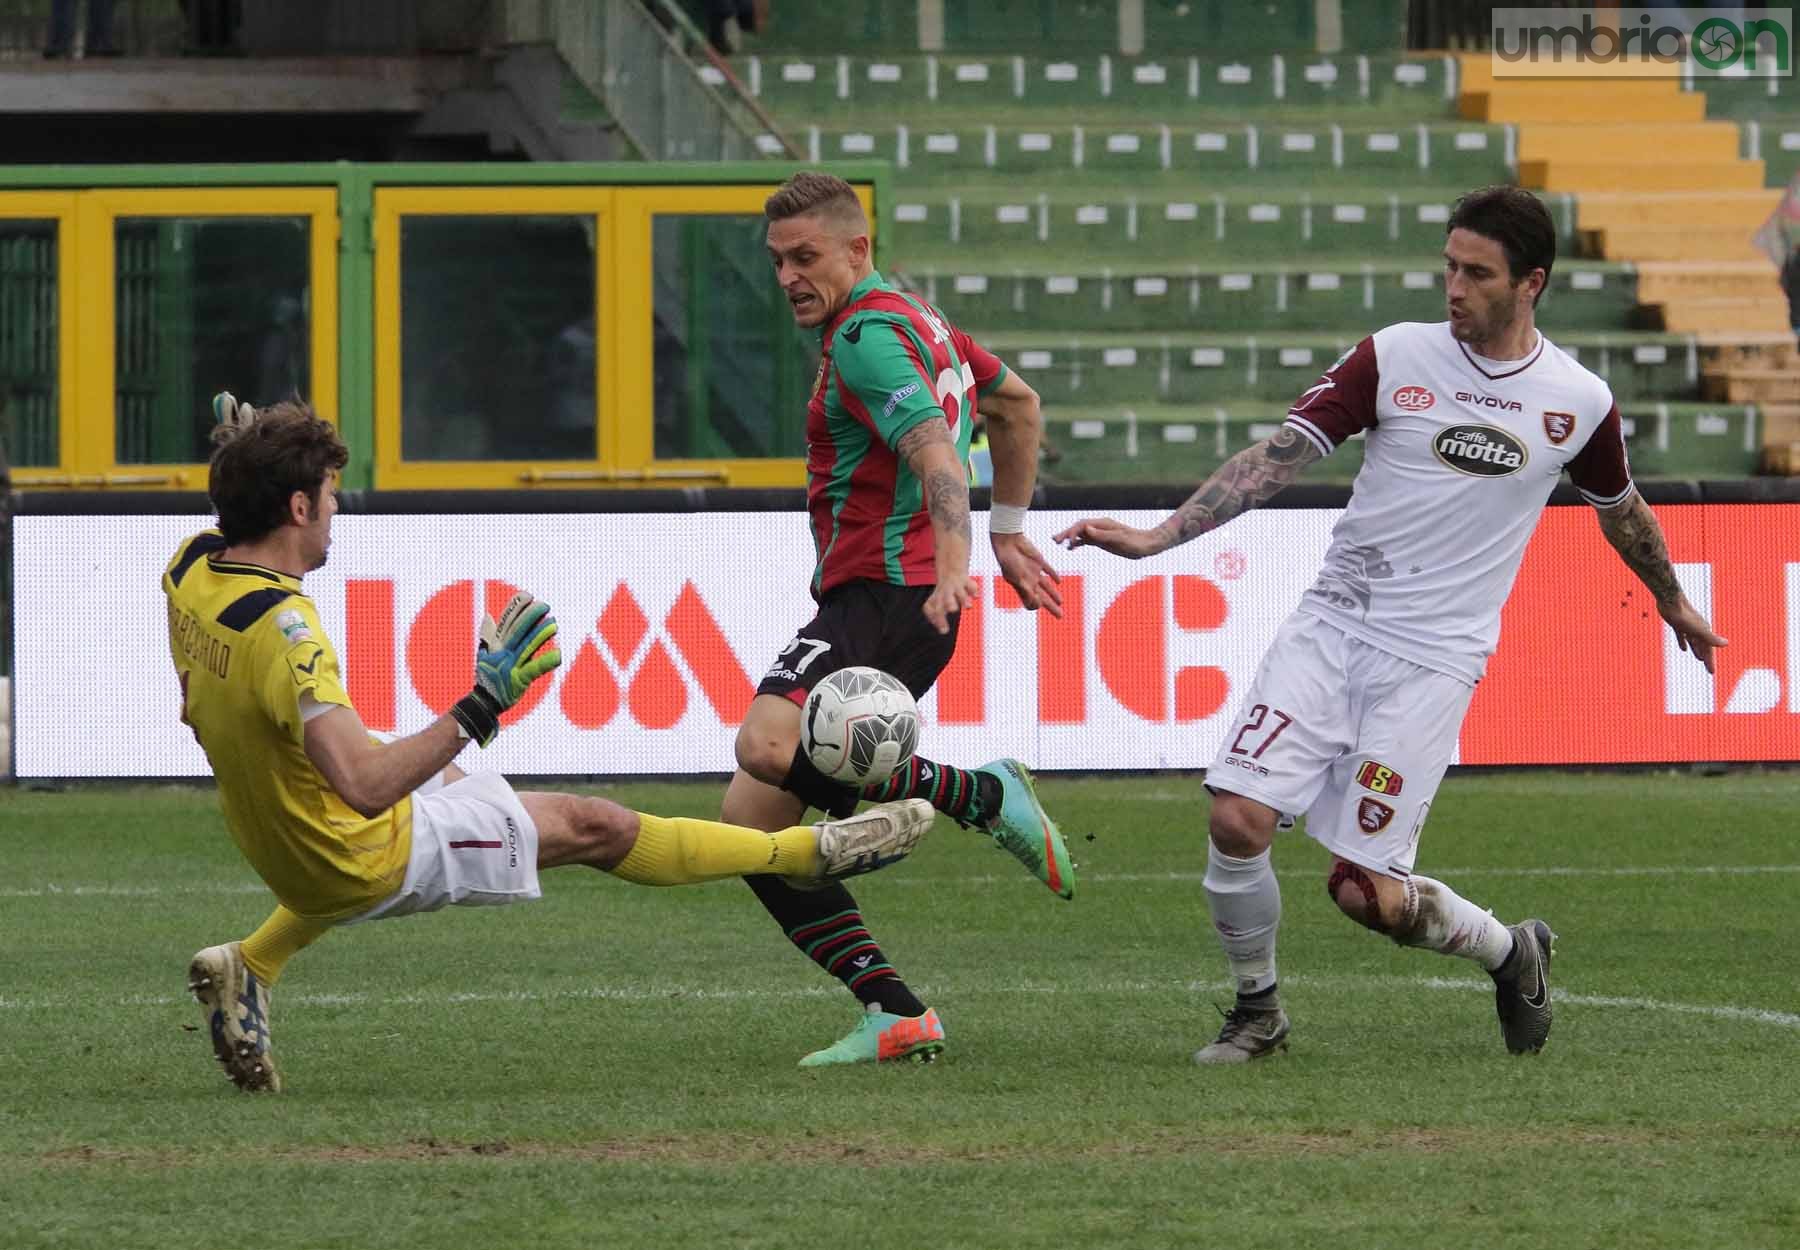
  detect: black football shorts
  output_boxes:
[755,579,960,706]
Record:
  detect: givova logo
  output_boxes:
[1491,7,1794,78]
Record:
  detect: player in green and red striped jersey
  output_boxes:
[723,171,1077,1066]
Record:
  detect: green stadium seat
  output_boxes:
[742,53,1461,122]
[744,0,1411,56]
[731,9,1745,482]
[1698,73,1800,122]
[1034,397,1756,485]
[979,329,1697,410]
[1747,122,1800,186]
[885,188,1584,266]
[806,122,1510,188]
[904,260,1633,334]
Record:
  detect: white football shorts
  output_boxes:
[1204,612,1474,878]
[342,771,542,924]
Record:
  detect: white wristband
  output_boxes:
[989,503,1028,534]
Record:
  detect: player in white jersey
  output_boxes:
[1054,186,1725,1062]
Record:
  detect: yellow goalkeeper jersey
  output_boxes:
[163,529,411,919]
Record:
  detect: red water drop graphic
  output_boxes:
[628,641,688,729]
[560,639,620,730]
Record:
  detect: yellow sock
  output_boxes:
[240,905,332,986]
[609,812,820,885]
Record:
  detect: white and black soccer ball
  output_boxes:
[801,666,921,786]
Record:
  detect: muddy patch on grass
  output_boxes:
[35,1125,1791,1171]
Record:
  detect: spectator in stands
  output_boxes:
[44,0,119,58]
[1753,174,1800,351]
[694,0,761,54]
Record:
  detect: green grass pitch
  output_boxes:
[2,771,1796,1249]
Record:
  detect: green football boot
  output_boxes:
[976,759,1076,900]
[798,1004,946,1067]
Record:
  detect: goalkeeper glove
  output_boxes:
[449,592,562,747]
[212,390,256,430]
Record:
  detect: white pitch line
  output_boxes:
[0,882,270,899]
[6,863,1800,900]
[1068,864,1800,884]
[2,973,1796,1030]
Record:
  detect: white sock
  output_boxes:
[1203,842,1281,996]
[1397,876,1514,971]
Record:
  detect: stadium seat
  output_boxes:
[904,260,1635,334]
[985,329,1700,410]
[886,187,1586,267]
[741,53,1462,121]
[1039,397,1760,482]
[806,120,1511,186]
[743,31,1791,480]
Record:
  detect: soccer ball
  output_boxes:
[801,666,921,786]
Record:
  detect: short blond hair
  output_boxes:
[764,171,867,234]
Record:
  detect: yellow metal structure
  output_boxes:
[371,181,873,490]
[7,187,339,489]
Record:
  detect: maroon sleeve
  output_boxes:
[1567,402,1635,506]
[1284,335,1379,455]
[952,325,1007,395]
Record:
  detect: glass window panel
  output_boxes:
[652,214,815,461]
[0,219,60,469]
[114,216,311,465]
[400,215,596,462]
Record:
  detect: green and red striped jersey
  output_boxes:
[805,271,1008,597]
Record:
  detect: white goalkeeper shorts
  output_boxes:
[342,771,542,924]
[1203,612,1474,878]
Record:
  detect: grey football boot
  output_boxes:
[1490,919,1556,1054]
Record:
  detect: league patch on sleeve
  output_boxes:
[275,609,314,644]
[285,642,326,687]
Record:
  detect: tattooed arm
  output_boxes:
[1593,491,1726,673]
[1053,426,1323,559]
[896,416,977,634]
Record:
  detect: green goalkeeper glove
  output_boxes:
[449,592,562,747]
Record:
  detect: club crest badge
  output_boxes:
[1543,410,1575,445]
[1357,796,1396,834]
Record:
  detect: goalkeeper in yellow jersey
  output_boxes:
[167,395,931,1093]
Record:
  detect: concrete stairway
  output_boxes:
[1457,54,1784,335]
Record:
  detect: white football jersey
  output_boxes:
[1283,320,1633,683]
